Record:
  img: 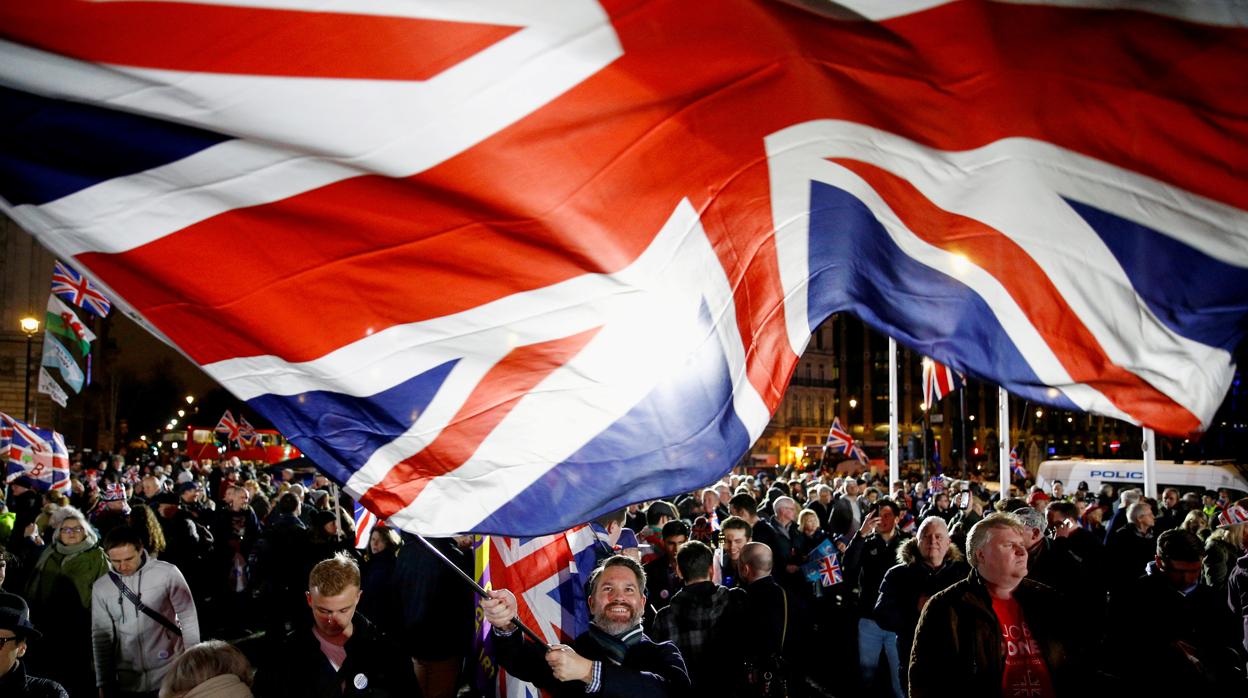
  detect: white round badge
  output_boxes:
[353,673,368,690]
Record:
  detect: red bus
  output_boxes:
[161,425,302,464]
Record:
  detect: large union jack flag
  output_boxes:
[1,1,1245,536]
[1,412,71,494]
[50,260,112,318]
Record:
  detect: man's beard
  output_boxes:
[592,602,640,635]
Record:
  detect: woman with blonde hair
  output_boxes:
[22,504,109,697]
[1204,500,1248,590]
[158,640,254,698]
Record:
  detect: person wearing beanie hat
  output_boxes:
[0,592,68,697]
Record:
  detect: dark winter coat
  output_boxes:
[254,612,420,698]
[0,660,68,698]
[1229,550,1248,655]
[874,538,969,663]
[494,624,689,698]
[909,572,1086,698]
[843,529,910,619]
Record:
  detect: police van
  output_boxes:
[1034,458,1248,499]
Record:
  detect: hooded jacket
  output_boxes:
[90,553,200,693]
[874,538,969,660]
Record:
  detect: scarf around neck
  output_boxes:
[586,623,645,665]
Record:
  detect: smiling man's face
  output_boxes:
[588,564,645,635]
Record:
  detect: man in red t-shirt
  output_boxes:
[909,512,1083,697]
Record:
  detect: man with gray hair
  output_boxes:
[1104,487,1143,542]
[1107,500,1157,590]
[909,512,1084,697]
[754,496,801,590]
[875,516,969,692]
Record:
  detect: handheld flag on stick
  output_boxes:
[238,414,259,448]
[802,538,843,587]
[214,410,240,445]
[826,417,868,464]
[1010,447,1026,480]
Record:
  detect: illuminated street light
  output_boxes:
[177,410,185,418]
[968,415,976,422]
[1035,409,1043,419]
[919,402,928,412]
[170,418,178,426]
[186,395,195,405]
[19,316,40,422]
[848,398,858,409]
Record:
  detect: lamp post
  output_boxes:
[20,316,40,422]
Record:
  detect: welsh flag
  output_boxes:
[46,294,95,355]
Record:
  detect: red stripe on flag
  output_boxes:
[361,327,601,519]
[832,157,1202,435]
[0,0,520,81]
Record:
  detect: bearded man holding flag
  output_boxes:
[481,555,689,697]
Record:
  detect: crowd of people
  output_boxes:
[1,452,1247,697]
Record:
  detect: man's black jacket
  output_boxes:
[493,624,689,698]
[254,612,422,698]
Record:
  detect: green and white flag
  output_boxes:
[45,294,95,355]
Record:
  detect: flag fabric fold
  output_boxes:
[1,1,1246,536]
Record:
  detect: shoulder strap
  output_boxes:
[108,571,182,637]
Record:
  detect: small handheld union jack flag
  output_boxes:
[50,261,111,318]
[215,410,241,445]
[802,538,844,587]
[1010,447,1026,480]
[825,417,868,463]
[238,414,259,448]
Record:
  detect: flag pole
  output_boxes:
[921,407,929,483]
[888,337,899,494]
[959,387,968,480]
[1142,427,1157,499]
[998,386,1010,500]
[410,533,550,649]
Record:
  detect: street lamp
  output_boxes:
[19,316,40,422]
[185,395,195,405]
[848,398,858,409]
